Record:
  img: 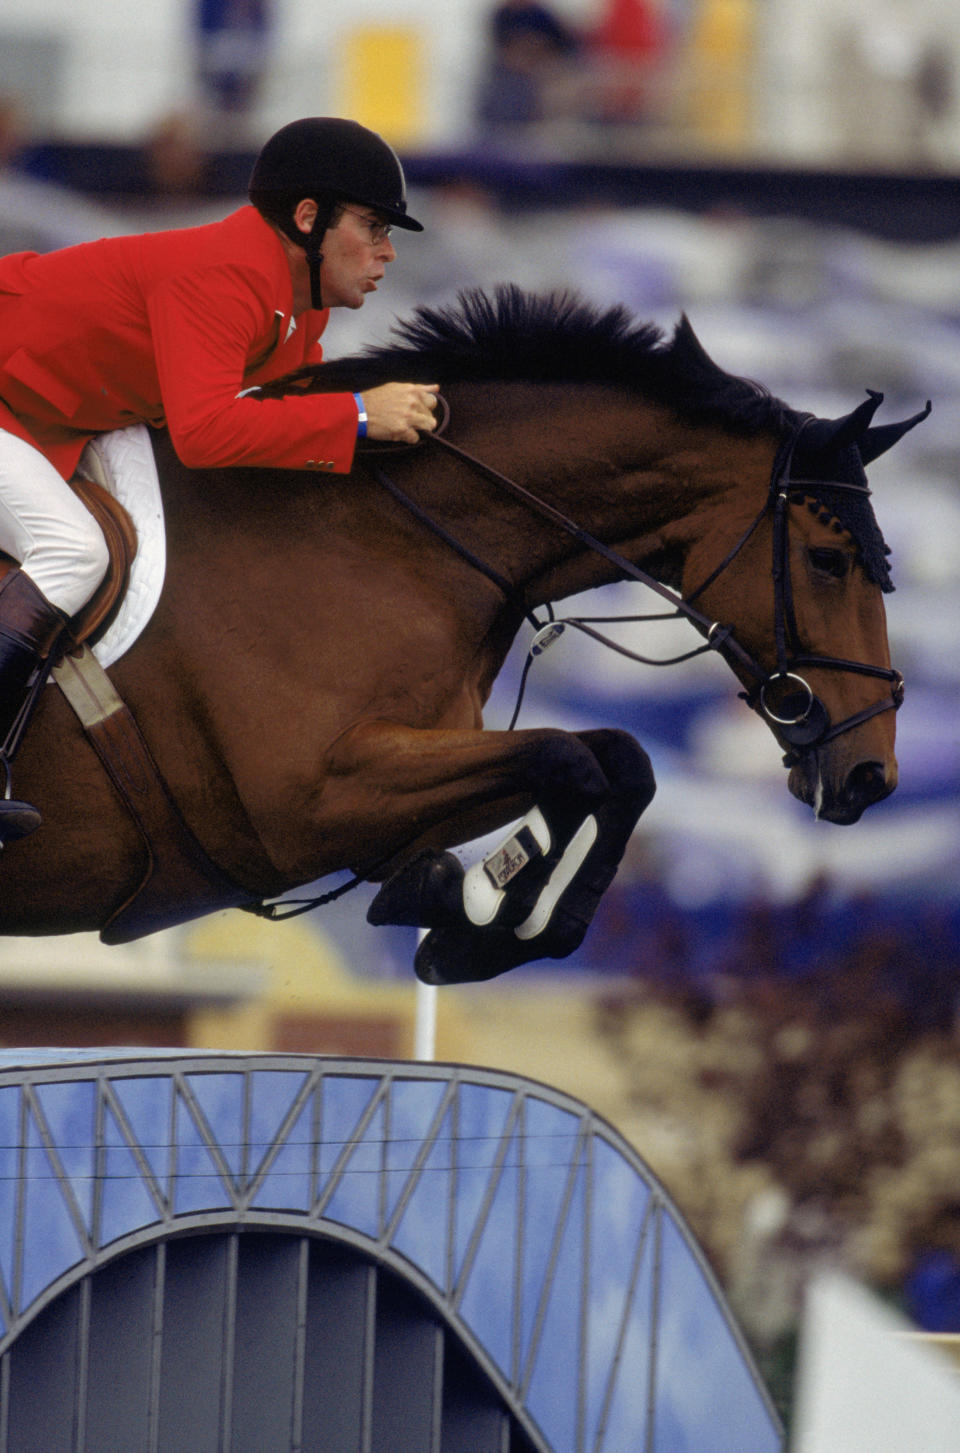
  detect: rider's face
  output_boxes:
[318,206,397,311]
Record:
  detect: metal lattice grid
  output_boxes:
[0,1051,783,1453]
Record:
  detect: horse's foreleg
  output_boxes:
[327,721,655,983]
[409,728,655,984]
[318,720,605,872]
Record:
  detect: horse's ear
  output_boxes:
[801,391,885,457]
[859,399,932,464]
[673,313,716,366]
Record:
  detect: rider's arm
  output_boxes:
[147,263,360,473]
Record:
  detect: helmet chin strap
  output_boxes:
[306,241,324,309]
[281,197,336,311]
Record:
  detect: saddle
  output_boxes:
[69,455,141,644]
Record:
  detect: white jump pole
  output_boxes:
[413,979,438,1061]
[413,929,437,1061]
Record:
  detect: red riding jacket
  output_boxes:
[0,205,359,481]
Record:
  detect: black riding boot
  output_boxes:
[0,569,69,844]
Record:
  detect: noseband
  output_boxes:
[367,408,903,764]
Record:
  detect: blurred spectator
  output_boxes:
[194,0,273,133]
[916,44,954,125]
[116,111,233,229]
[144,112,209,199]
[914,42,957,162]
[475,0,585,134]
[490,0,578,54]
[0,98,22,172]
[0,96,124,252]
[585,0,674,125]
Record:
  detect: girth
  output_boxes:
[51,646,257,943]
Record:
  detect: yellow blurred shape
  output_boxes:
[340,26,424,148]
[687,0,755,151]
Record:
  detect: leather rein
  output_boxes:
[366,401,904,764]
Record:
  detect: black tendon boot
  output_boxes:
[0,570,69,843]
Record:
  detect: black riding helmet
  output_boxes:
[249,117,423,308]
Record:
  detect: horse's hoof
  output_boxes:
[0,800,42,844]
[413,910,590,986]
[414,927,531,985]
[367,849,465,928]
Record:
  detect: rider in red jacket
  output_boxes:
[0,116,438,843]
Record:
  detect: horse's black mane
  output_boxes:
[266,284,795,436]
[261,285,893,586]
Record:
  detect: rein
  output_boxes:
[370,403,903,760]
[369,410,758,674]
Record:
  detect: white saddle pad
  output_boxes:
[77,424,166,669]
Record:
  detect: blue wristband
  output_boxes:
[353,392,368,438]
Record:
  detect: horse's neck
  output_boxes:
[429,384,777,609]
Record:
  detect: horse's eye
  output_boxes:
[808,547,849,579]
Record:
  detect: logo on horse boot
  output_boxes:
[462,807,552,927]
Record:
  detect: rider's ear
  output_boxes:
[291,198,318,236]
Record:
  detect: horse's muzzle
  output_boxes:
[788,753,897,823]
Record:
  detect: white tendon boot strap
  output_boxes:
[462,807,552,927]
[514,814,598,941]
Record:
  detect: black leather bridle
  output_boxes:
[367,405,904,764]
[679,420,904,762]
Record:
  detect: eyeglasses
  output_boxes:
[339,207,394,245]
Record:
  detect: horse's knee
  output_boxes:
[575,728,656,809]
[366,726,657,971]
[525,728,609,798]
[531,729,655,849]
[519,729,616,844]
[592,732,650,802]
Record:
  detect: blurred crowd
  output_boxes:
[475,0,678,139]
[472,0,955,164]
[591,883,960,1383]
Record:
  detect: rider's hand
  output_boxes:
[361,382,439,444]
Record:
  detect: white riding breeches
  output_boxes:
[0,428,109,617]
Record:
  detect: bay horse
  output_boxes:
[0,288,927,983]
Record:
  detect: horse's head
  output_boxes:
[684,391,929,824]
[276,290,927,827]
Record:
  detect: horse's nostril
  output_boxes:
[845,761,890,806]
